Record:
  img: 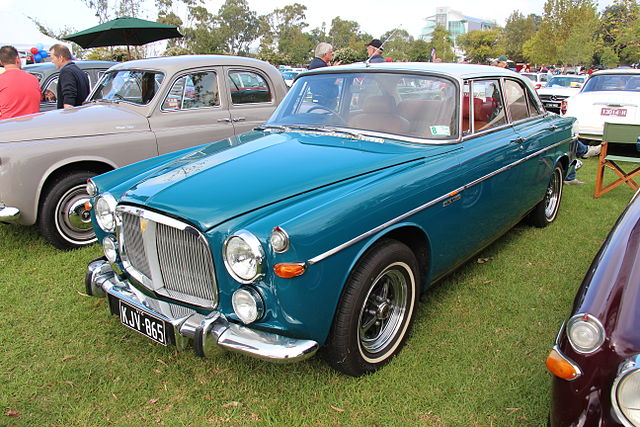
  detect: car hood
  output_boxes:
[119,131,457,231]
[0,104,149,143]
[538,87,579,97]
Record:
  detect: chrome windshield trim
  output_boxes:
[307,137,573,265]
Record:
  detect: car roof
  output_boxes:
[591,68,640,76]
[302,62,525,80]
[109,54,273,74]
[23,60,118,72]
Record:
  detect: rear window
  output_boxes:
[582,74,640,92]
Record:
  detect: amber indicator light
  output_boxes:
[546,348,579,380]
[274,263,306,278]
[84,201,93,211]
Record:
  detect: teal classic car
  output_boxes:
[85,62,577,376]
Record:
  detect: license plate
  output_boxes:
[601,107,627,117]
[119,300,169,345]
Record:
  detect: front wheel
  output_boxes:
[38,171,97,250]
[527,164,563,228]
[324,239,419,376]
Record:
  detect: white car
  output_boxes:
[521,72,552,90]
[563,69,640,142]
[538,75,587,113]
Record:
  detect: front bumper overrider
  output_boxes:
[85,258,319,363]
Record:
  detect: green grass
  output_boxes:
[0,158,633,425]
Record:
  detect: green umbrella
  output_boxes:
[63,16,182,57]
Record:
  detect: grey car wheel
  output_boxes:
[38,171,97,250]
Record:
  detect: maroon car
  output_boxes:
[547,189,640,426]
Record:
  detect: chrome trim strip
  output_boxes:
[308,137,574,265]
[87,259,318,363]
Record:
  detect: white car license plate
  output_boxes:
[601,107,627,117]
[119,300,169,345]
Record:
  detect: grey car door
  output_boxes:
[149,68,235,155]
[224,67,279,134]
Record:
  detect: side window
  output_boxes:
[469,80,506,132]
[162,71,219,110]
[43,77,58,103]
[504,80,529,122]
[527,89,543,116]
[227,70,271,104]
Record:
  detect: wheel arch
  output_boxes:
[36,160,115,220]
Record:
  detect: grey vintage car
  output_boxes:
[24,60,118,111]
[0,55,287,250]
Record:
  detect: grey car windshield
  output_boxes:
[266,72,458,139]
[546,76,585,87]
[90,70,165,104]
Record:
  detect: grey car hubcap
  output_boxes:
[55,184,97,245]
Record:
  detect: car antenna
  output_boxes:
[365,27,401,68]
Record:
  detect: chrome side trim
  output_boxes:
[0,206,20,222]
[308,137,574,265]
[87,259,319,363]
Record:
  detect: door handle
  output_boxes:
[546,125,558,131]
[232,117,246,122]
[510,137,526,144]
[217,118,231,123]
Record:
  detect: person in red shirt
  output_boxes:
[0,45,41,120]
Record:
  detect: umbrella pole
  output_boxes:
[127,45,131,60]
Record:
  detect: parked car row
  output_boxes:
[0,55,287,249]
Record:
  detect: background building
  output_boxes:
[421,7,495,60]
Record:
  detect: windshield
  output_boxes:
[521,73,537,82]
[546,76,585,88]
[90,70,165,104]
[582,74,640,92]
[266,72,458,140]
[282,72,299,80]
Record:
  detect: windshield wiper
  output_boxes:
[89,98,121,104]
[255,125,288,132]
[286,125,364,140]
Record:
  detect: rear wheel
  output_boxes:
[527,164,563,228]
[38,171,97,250]
[324,239,419,376]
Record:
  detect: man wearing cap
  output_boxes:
[497,56,508,68]
[366,39,385,63]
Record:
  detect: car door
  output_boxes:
[41,74,59,112]
[456,79,525,255]
[224,67,279,134]
[149,67,235,155]
[505,78,561,210]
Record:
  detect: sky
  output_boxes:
[0,0,616,48]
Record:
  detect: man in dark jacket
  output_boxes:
[366,39,386,63]
[308,43,339,70]
[49,44,90,109]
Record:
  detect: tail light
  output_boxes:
[560,100,568,115]
[535,83,542,90]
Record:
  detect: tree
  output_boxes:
[524,0,599,65]
[457,30,502,63]
[381,29,414,61]
[215,0,260,55]
[328,17,370,51]
[408,39,430,62]
[503,11,539,63]
[426,25,455,62]
[557,20,597,65]
[259,4,313,65]
[182,5,224,54]
[600,0,640,65]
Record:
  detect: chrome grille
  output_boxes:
[156,222,216,303]
[121,211,151,278]
[117,206,218,308]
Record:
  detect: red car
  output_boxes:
[547,189,640,426]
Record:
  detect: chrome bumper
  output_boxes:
[85,258,319,363]
[0,206,20,222]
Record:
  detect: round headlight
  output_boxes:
[94,194,117,232]
[270,226,289,253]
[86,179,98,197]
[567,313,605,353]
[232,288,264,324]
[613,362,640,426]
[102,236,118,263]
[223,230,265,283]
